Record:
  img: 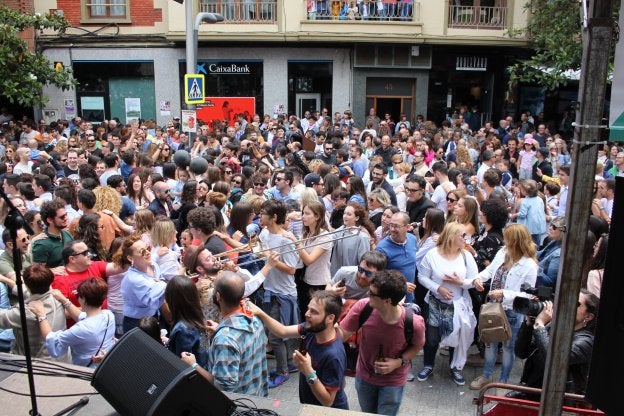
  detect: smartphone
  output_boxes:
[336,278,346,288]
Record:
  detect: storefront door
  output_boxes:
[296,93,321,118]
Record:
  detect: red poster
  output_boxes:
[196,97,256,128]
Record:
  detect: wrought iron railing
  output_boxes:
[200,0,277,23]
[448,5,507,29]
[304,0,418,21]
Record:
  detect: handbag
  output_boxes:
[478,301,512,345]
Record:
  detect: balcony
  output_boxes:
[448,4,507,29]
[303,1,419,22]
[199,0,277,23]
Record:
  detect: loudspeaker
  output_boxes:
[92,328,235,416]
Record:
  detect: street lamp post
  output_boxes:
[184,2,222,145]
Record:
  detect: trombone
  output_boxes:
[213,226,362,268]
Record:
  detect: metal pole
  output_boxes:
[538,0,614,414]
[185,0,195,83]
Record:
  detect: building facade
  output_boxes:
[36,0,530,126]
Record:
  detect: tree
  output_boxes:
[508,0,584,90]
[0,5,75,107]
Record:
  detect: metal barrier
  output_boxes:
[448,5,507,29]
[199,0,277,23]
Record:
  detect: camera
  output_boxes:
[512,283,553,317]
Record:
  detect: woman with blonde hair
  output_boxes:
[469,224,538,389]
[367,187,391,228]
[151,217,181,280]
[453,196,479,242]
[416,222,482,386]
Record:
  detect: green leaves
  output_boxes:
[0,5,75,107]
[508,0,585,90]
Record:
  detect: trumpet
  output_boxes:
[212,226,362,268]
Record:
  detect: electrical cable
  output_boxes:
[0,385,99,398]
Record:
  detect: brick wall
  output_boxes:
[56,0,163,26]
[4,0,36,50]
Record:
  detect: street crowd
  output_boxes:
[0,105,614,414]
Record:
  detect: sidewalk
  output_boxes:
[268,345,524,415]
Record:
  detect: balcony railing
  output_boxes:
[199,0,276,23]
[448,5,507,29]
[305,1,418,22]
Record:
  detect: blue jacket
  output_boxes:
[536,240,561,289]
[517,196,547,237]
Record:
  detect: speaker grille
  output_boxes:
[92,328,187,416]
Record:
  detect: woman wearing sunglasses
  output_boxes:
[115,235,166,333]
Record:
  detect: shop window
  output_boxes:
[81,0,130,23]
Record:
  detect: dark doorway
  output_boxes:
[376,98,402,125]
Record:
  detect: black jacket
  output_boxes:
[515,322,594,395]
[406,197,435,225]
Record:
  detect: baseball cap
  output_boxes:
[304,173,322,187]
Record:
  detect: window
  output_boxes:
[82,0,130,23]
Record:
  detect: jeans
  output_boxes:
[423,298,455,368]
[355,377,405,416]
[267,298,297,374]
[482,309,523,382]
[399,2,412,20]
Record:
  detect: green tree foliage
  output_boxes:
[508,0,583,90]
[0,5,75,107]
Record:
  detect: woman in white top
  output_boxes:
[416,222,482,386]
[29,277,115,368]
[469,223,538,390]
[286,201,333,314]
[13,148,33,175]
[151,217,182,281]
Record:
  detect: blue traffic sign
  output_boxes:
[184,74,205,105]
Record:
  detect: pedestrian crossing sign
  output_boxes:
[184,74,205,105]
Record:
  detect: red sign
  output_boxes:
[196,97,255,128]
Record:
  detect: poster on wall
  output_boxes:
[80,96,105,122]
[42,109,59,125]
[160,100,171,116]
[125,98,141,124]
[181,110,197,133]
[64,99,76,119]
[196,97,256,128]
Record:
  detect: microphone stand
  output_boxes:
[0,188,38,415]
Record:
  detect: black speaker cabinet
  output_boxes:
[92,328,235,416]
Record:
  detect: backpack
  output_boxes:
[340,301,420,375]
[478,301,512,345]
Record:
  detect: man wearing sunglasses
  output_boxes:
[148,181,174,218]
[51,240,125,328]
[32,198,73,268]
[0,228,32,280]
[327,251,387,301]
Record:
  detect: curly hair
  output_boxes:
[479,198,508,231]
[93,186,122,215]
[186,206,216,235]
[346,202,376,237]
[75,213,107,261]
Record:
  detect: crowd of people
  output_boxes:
[0,106,613,414]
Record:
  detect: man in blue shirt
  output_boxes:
[376,212,417,303]
[250,290,349,409]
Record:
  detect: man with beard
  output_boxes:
[250,291,349,409]
[31,198,73,268]
[366,162,397,206]
[181,271,269,397]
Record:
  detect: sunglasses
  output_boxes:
[446,197,457,202]
[72,249,91,258]
[138,247,151,256]
[275,177,285,182]
[358,266,373,278]
[232,180,241,185]
[253,182,265,187]
[20,236,29,243]
[224,171,232,174]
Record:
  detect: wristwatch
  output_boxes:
[400,357,409,368]
[37,316,47,323]
[306,371,318,385]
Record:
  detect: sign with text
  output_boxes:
[181,110,197,133]
[196,97,256,127]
